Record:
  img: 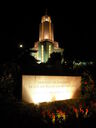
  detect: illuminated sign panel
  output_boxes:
[22,75,81,104]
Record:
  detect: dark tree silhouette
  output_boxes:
[0,62,20,102]
[47,52,62,66]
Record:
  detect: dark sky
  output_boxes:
[1,1,96,61]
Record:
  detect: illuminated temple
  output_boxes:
[30,13,64,63]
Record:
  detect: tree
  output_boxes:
[81,71,95,100]
[0,62,20,102]
[47,52,62,66]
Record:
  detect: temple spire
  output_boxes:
[39,11,54,41]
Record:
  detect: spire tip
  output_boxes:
[45,8,48,15]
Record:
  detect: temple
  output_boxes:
[30,13,64,63]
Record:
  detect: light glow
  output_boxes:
[41,45,44,62]
[22,76,81,104]
[49,45,51,58]
[19,44,23,48]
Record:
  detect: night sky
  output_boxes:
[1,2,96,61]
